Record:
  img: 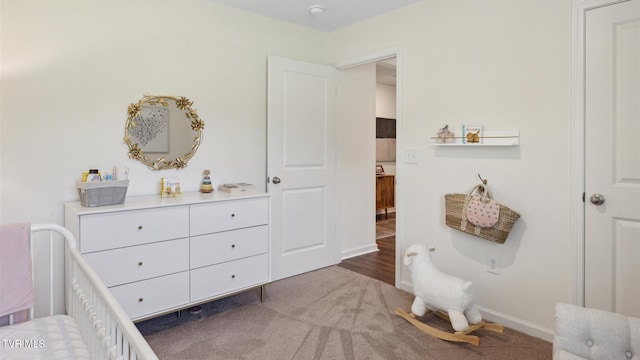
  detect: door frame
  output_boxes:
[335,47,403,287]
[571,0,631,306]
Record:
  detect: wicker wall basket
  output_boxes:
[445,193,521,244]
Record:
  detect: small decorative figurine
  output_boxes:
[200,169,214,193]
[437,125,455,143]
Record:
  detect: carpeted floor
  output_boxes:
[137,266,551,360]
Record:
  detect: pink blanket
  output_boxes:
[0,222,33,323]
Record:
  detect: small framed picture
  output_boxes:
[376,165,385,175]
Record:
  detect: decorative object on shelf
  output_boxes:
[462,125,482,144]
[218,183,256,194]
[124,94,205,170]
[430,129,519,146]
[161,177,182,198]
[394,244,503,345]
[376,164,385,175]
[200,170,214,193]
[436,125,455,144]
[444,174,520,244]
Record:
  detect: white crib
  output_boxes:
[0,224,158,360]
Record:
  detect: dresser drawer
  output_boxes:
[191,226,268,269]
[79,206,189,253]
[83,238,189,287]
[190,197,268,236]
[190,254,268,302]
[109,271,189,320]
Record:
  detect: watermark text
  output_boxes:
[1,339,46,348]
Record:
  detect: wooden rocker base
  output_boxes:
[394,307,504,346]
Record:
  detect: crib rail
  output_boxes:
[30,224,158,360]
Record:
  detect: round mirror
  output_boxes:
[124,94,204,170]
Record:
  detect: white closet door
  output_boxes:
[584,0,640,316]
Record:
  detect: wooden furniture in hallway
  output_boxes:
[376,175,395,219]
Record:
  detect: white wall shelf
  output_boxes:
[431,130,519,147]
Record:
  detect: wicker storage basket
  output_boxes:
[445,193,520,244]
[77,180,129,207]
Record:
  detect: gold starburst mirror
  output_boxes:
[124,94,204,170]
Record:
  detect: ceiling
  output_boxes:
[208,0,419,33]
[208,0,400,86]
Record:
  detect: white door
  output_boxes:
[267,56,338,281]
[584,0,640,316]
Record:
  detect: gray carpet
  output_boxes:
[138,266,551,359]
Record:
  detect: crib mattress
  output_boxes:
[0,314,90,359]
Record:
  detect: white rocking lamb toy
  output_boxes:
[394,244,503,345]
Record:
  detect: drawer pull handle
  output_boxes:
[231,244,236,248]
[138,298,144,302]
[231,213,236,218]
[138,261,143,266]
[138,225,143,230]
[231,275,236,279]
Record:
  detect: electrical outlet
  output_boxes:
[487,255,500,274]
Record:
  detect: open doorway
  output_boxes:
[339,58,397,286]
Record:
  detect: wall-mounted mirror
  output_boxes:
[124,94,204,170]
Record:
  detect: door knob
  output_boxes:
[590,193,605,206]
[272,176,281,184]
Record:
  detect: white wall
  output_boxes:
[1,0,575,339]
[0,0,328,225]
[376,83,397,119]
[330,0,572,338]
[337,63,378,259]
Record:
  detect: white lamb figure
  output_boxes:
[404,244,483,332]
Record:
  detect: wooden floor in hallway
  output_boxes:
[338,213,396,286]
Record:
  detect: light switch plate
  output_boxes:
[404,148,418,164]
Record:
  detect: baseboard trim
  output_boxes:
[396,281,554,342]
[477,306,554,342]
[341,244,379,260]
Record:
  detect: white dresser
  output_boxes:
[65,191,269,321]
